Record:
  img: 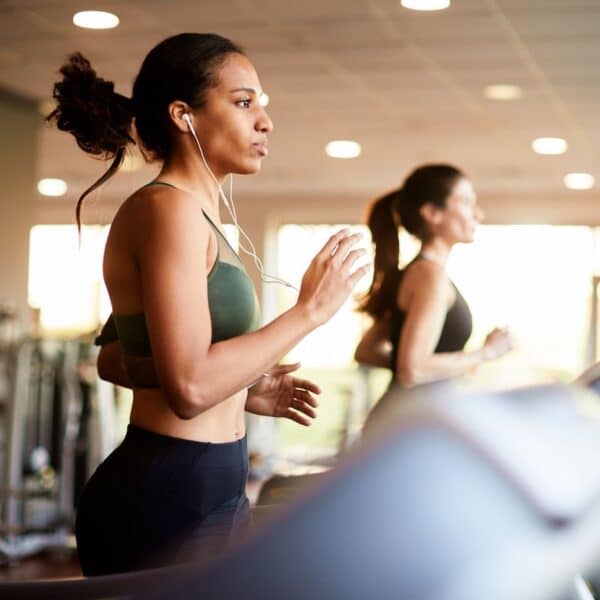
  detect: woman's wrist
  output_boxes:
[245,392,273,417]
[245,389,260,408]
[479,345,494,363]
[290,301,321,331]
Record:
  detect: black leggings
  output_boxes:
[76,425,250,576]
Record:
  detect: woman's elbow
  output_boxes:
[163,379,210,420]
[171,404,199,420]
[354,346,367,365]
[396,363,421,388]
[355,344,384,368]
[96,356,108,381]
[96,349,116,382]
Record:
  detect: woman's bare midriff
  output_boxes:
[129,388,247,443]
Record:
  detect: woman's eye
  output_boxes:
[237,99,251,108]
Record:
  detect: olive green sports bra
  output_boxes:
[95,181,261,382]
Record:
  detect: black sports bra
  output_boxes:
[389,256,473,371]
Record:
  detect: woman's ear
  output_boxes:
[419,202,444,228]
[168,100,192,133]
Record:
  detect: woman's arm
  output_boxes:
[354,319,392,369]
[396,262,506,387]
[94,314,133,388]
[133,190,368,420]
[97,341,133,388]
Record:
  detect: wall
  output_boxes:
[0,88,39,330]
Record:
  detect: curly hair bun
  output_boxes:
[48,52,133,157]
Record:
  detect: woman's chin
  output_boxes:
[235,161,262,176]
[456,232,475,244]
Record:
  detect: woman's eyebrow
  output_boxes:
[228,86,261,95]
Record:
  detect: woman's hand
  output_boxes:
[246,363,321,426]
[482,327,513,361]
[296,229,370,326]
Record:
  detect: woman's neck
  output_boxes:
[419,239,452,267]
[158,146,228,221]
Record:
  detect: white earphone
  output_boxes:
[181,111,297,291]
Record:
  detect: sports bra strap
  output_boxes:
[143,180,242,268]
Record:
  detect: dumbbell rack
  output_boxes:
[0,338,81,564]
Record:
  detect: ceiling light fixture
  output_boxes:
[73,10,119,29]
[532,137,568,155]
[37,178,68,197]
[564,173,595,190]
[325,140,362,159]
[259,92,270,107]
[400,0,451,10]
[484,84,522,101]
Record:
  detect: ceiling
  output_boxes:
[1,0,600,223]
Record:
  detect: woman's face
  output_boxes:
[191,53,273,177]
[428,178,483,244]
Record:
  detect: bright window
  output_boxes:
[28,225,110,335]
[449,225,594,385]
[272,223,597,455]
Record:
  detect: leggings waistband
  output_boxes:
[124,424,247,455]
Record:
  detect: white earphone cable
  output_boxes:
[185,115,298,291]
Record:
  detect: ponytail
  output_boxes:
[357,190,402,318]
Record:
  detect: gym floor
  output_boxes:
[0,549,81,581]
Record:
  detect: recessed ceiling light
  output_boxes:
[37,178,67,197]
[73,10,119,30]
[532,137,568,155]
[259,92,269,107]
[564,173,595,190]
[400,0,451,10]
[325,140,362,159]
[484,84,522,101]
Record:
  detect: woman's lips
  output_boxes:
[252,143,268,157]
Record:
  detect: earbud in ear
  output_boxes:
[182,113,192,131]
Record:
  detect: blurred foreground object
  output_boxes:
[4,383,600,599]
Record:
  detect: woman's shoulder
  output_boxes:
[125,183,196,211]
[399,258,451,306]
[108,185,212,259]
[404,257,447,286]
[117,184,209,231]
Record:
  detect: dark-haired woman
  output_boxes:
[49,34,368,575]
[355,164,511,391]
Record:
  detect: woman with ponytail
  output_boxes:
[49,33,368,575]
[356,164,511,388]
